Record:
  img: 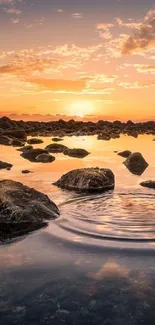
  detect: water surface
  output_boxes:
[1,134,155,324]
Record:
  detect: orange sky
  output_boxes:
[0,0,155,120]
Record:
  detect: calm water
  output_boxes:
[1,134,155,325]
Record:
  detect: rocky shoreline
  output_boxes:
[1,116,155,139]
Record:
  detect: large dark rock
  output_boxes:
[0,116,17,130]
[2,128,27,141]
[118,150,132,158]
[36,153,55,163]
[140,181,155,189]
[64,148,90,158]
[53,167,115,192]
[45,143,68,153]
[0,161,13,170]
[0,180,59,239]
[21,148,48,162]
[27,138,44,145]
[123,152,149,175]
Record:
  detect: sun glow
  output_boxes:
[67,100,95,118]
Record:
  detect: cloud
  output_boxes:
[11,18,19,23]
[96,23,114,40]
[57,9,63,13]
[119,81,155,89]
[121,9,155,55]
[71,13,83,19]
[5,8,21,14]
[25,78,89,92]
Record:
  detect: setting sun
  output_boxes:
[67,101,95,118]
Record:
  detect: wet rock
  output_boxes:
[0,135,12,146]
[45,143,68,153]
[36,153,55,163]
[64,148,90,158]
[2,128,27,141]
[52,137,63,142]
[22,170,32,174]
[140,181,155,189]
[118,150,132,158]
[21,148,48,162]
[17,145,33,152]
[0,180,59,238]
[0,116,17,130]
[123,152,149,175]
[27,138,44,145]
[11,138,25,147]
[0,161,13,170]
[53,167,115,192]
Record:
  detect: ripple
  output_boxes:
[56,191,155,242]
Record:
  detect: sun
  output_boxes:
[67,100,95,118]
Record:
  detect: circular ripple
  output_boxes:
[58,191,155,242]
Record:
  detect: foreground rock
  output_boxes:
[0,161,13,170]
[140,181,155,189]
[123,152,149,175]
[21,148,48,162]
[118,150,132,158]
[36,153,55,163]
[27,138,43,145]
[0,180,59,239]
[53,167,115,192]
[45,143,68,153]
[64,148,90,158]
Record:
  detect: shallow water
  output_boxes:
[1,134,155,324]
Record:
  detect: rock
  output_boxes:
[45,143,68,153]
[36,153,55,163]
[27,138,43,145]
[21,148,48,162]
[0,135,12,146]
[123,152,149,175]
[64,148,90,158]
[53,167,115,192]
[11,138,25,147]
[0,161,13,170]
[52,137,63,142]
[22,170,32,174]
[118,150,132,158]
[17,145,33,152]
[0,180,59,239]
[0,116,17,130]
[2,128,27,141]
[140,181,155,189]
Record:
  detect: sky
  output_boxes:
[0,0,155,121]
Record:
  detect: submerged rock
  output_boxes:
[0,180,59,238]
[53,167,115,192]
[52,137,63,142]
[45,143,68,153]
[140,181,155,189]
[21,148,48,162]
[123,152,149,175]
[118,150,132,158]
[36,153,55,163]
[64,148,90,158]
[0,161,13,170]
[17,145,33,152]
[27,138,44,145]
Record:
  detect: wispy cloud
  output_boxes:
[71,12,83,19]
